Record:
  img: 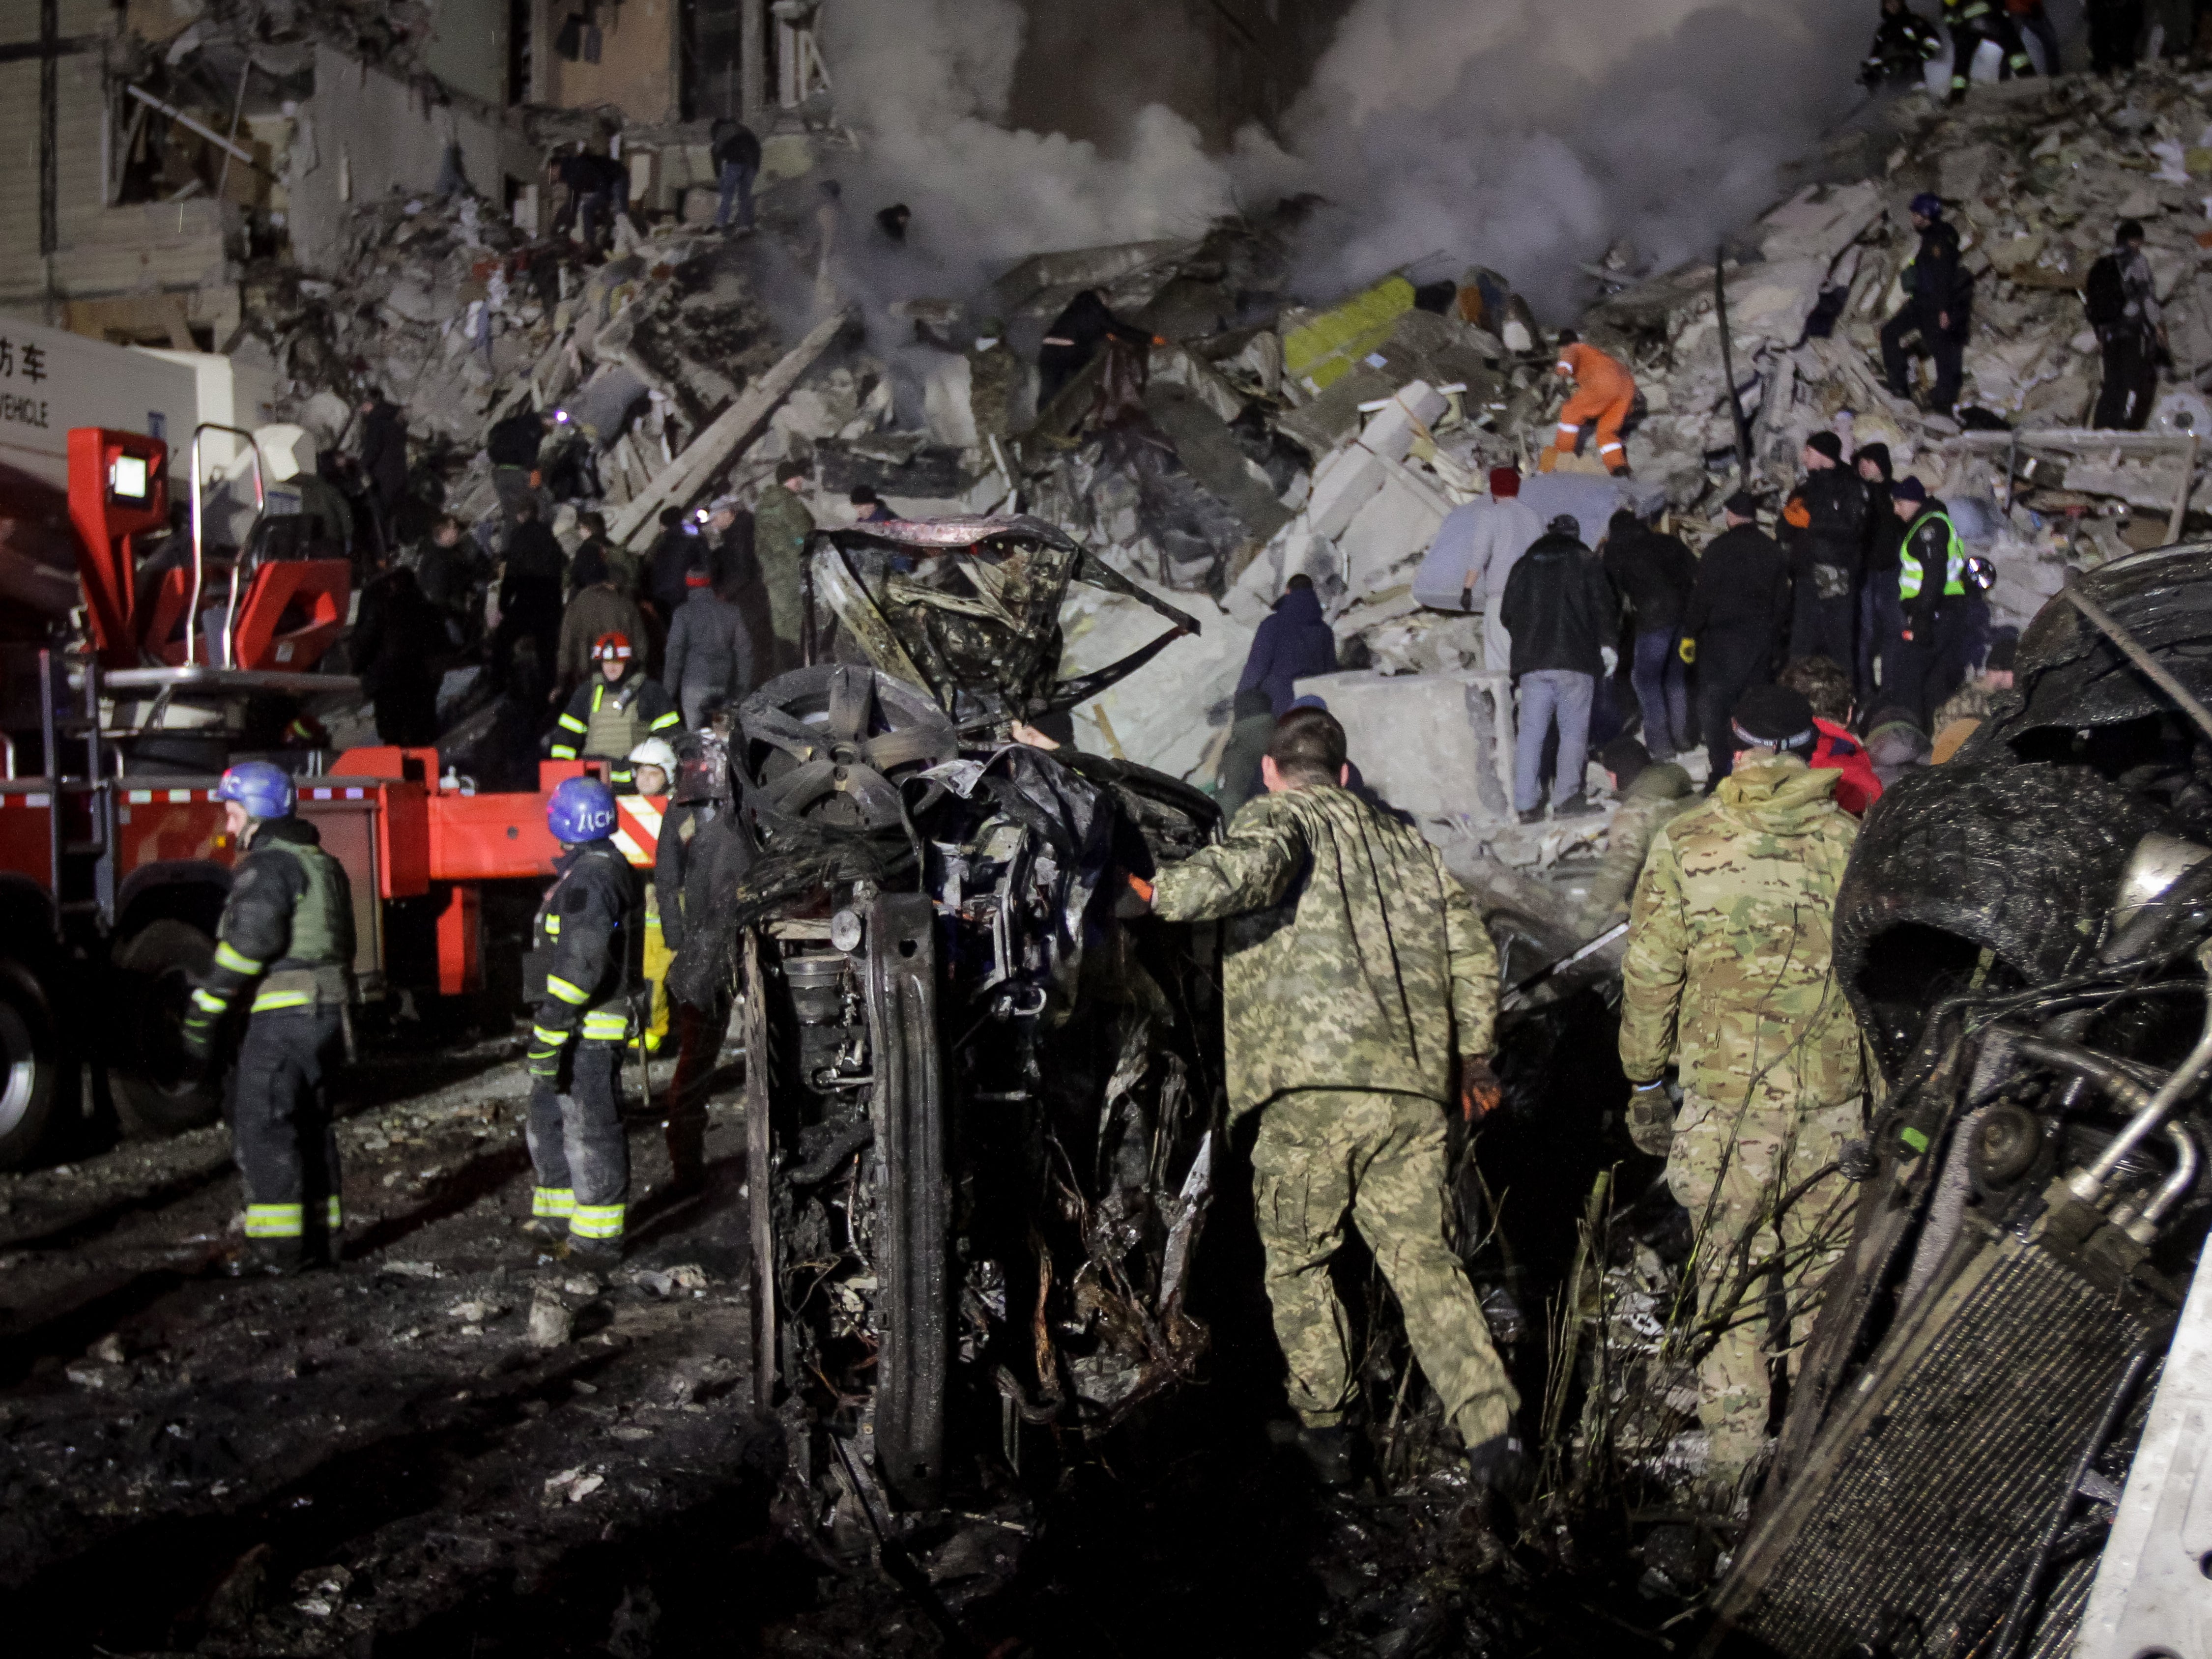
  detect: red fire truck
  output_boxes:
[0,426,661,1168]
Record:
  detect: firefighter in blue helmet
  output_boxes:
[182,761,356,1274]
[521,776,645,1262]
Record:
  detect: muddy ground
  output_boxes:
[0,979,1687,1659]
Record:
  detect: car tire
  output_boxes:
[0,959,63,1171]
[110,918,225,1137]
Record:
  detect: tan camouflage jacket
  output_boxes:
[1618,755,1864,1111]
[1149,783,1499,1118]
[1577,761,1696,936]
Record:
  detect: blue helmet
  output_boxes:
[217,760,294,820]
[547,775,617,844]
[1909,192,1944,221]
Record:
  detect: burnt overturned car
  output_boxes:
[675,516,1224,1528]
[1706,546,2212,1658]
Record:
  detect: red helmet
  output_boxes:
[592,631,633,661]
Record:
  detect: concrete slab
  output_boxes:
[1291,667,1515,827]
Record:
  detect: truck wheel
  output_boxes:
[111,919,225,1137]
[0,960,62,1171]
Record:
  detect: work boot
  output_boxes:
[1553,794,1604,819]
[517,1215,568,1244]
[1465,1431,1528,1493]
[1516,806,1546,826]
[556,1233,624,1269]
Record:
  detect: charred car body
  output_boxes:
[1706,546,2212,1659]
[675,517,1224,1527]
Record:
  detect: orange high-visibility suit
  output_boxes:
[1550,342,1636,475]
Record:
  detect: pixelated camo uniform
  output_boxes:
[1617,754,1865,1490]
[1150,784,1517,1444]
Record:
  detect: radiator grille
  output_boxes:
[1733,1239,2163,1659]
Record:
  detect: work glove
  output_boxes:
[1113,873,1155,920]
[1839,1138,1879,1182]
[1627,1079,1675,1157]
[1460,587,1475,613]
[1677,637,1697,666]
[1463,1057,1504,1122]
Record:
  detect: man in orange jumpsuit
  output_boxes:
[1548,331,1636,477]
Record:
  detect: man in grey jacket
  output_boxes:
[663,569,756,729]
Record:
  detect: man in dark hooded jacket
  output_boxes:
[357,395,409,520]
[1783,431,1869,670]
[1855,443,1903,699]
[1216,574,1338,816]
[1881,196,1973,412]
[1681,493,1792,784]
[1502,514,1618,822]
[1602,509,1695,760]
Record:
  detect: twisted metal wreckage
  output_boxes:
[668,516,1224,1532]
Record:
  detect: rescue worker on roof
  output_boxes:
[1123,708,1521,1492]
[522,776,645,1263]
[626,736,680,1056]
[1618,684,1865,1514]
[1884,476,1972,727]
[1944,0,2036,98]
[1545,330,1637,478]
[1861,0,1946,87]
[549,631,682,788]
[182,762,357,1276]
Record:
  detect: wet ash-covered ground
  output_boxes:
[0,968,1678,1659]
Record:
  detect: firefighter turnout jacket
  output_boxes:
[525,839,645,1064]
[190,815,356,1027]
[550,668,682,783]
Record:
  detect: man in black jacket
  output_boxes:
[487,407,554,522]
[1502,514,1618,823]
[492,499,566,702]
[1603,508,1696,760]
[657,729,755,1192]
[550,147,630,251]
[1855,443,1903,700]
[2089,219,2165,430]
[711,117,761,232]
[1862,0,1946,86]
[1784,431,1869,670]
[356,393,409,531]
[1680,492,1791,784]
[182,762,356,1274]
[352,564,444,744]
[523,777,644,1262]
[1881,196,1973,412]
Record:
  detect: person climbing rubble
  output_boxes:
[710,116,761,233]
[548,144,632,253]
[549,632,683,788]
[1881,195,1973,412]
[1862,0,1947,87]
[1126,707,1520,1491]
[1943,0,2037,99]
[1037,288,1150,408]
[1619,683,1865,1512]
[1681,492,1792,785]
[1578,737,1697,936]
[1545,330,1637,477]
[1783,431,1870,671]
[1885,477,1972,725]
[1216,573,1338,815]
[182,762,356,1277]
[1502,513,1618,822]
[521,776,644,1264]
[486,406,555,523]
[753,460,816,676]
[2088,218,2167,430]
[969,317,1021,441]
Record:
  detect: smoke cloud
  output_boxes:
[814,0,1867,321]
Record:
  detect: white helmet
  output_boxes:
[627,736,680,784]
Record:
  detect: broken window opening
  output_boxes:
[508,0,536,106]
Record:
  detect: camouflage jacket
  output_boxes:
[1618,755,1863,1111]
[752,486,816,653]
[1577,761,1696,936]
[1931,675,1994,733]
[1149,783,1499,1118]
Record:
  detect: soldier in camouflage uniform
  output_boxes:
[1132,708,1518,1486]
[1578,737,1697,937]
[1617,685,1865,1507]
[968,317,1020,442]
[752,460,816,675]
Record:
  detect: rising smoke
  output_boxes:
[814,0,1866,322]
